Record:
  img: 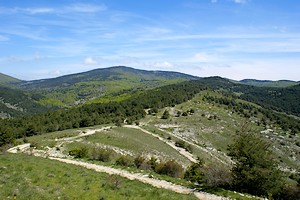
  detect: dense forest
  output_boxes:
[198,77,300,117]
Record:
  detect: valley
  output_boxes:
[1,66,300,199]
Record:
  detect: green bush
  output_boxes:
[90,147,114,162]
[184,159,204,184]
[115,155,133,167]
[155,160,184,178]
[69,147,88,158]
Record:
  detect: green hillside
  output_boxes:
[18,66,198,107]
[1,68,300,199]
[0,85,51,118]
[6,88,299,199]
[198,77,300,117]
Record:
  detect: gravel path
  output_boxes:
[49,157,227,200]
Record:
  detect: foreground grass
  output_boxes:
[0,153,197,200]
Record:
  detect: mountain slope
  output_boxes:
[17,66,198,107]
[0,85,51,118]
[198,77,300,117]
[0,73,22,86]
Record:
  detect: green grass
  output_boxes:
[16,125,109,149]
[68,126,191,166]
[0,153,197,200]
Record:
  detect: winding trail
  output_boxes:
[49,157,226,200]
[124,125,198,163]
[7,125,228,200]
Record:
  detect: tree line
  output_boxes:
[0,81,206,146]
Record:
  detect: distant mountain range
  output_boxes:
[0,66,299,118]
[239,79,299,87]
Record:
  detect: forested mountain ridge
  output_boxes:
[15,66,199,107]
[1,67,300,118]
[197,77,300,117]
[18,66,198,89]
[239,79,299,87]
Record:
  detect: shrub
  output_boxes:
[147,157,158,170]
[134,155,146,168]
[203,164,232,188]
[155,160,184,178]
[115,155,133,167]
[184,159,204,184]
[69,147,88,158]
[175,140,185,148]
[90,147,114,162]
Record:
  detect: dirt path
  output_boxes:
[49,157,226,200]
[56,127,111,141]
[7,126,228,200]
[7,143,31,153]
[124,125,198,163]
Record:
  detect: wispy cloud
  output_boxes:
[0,3,106,15]
[23,7,54,14]
[66,3,107,13]
[0,35,9,41]
[233,0,249,4]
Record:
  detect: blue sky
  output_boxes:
[0,0,299,80]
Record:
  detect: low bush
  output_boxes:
[155,160,184,178]
[115,155,134,167]
[69,147,88,158]
[90,147,115,162]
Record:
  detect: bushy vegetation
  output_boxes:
[175,140,193,153]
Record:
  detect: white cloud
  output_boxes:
[151,61,174,69]
[211,0,218,3]
[233,0,249,4]
[193,53,215,62]
[66,3,107,13]
[24,7,54,14]
[84,57,97,65]
[0,3,106,15]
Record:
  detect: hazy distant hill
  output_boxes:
[239,79,299,87]
[0,73,22,86]
[19,66,198,89]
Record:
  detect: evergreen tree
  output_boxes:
[228,124,284,197]
[161,110,170,119]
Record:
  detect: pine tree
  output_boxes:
[228,124,284,197]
